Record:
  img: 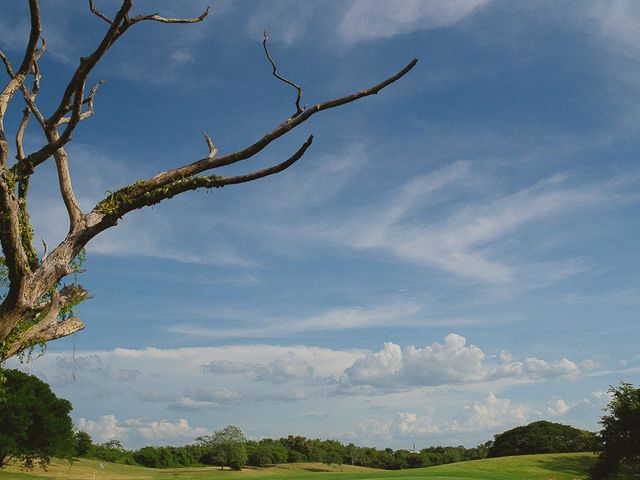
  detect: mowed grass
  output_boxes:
[0,453,635,480]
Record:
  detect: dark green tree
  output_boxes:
[591,382,640,479]
[0,369,75,469]
[488,420,599,458]
[248,439,289,466]
[197,425,248,471]
[74,431,92,457]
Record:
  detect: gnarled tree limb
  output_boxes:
[0,0,417,360]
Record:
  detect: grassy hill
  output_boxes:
[0,453,635,480]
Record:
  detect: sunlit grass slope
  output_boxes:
[0,453,634,480]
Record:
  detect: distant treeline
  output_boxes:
[76,420,600,470]
[78,435,491,470]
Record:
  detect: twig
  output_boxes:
[0,50,14,77]
[263,31,303,118]
[203,132,219,159]
[88,0,113,24]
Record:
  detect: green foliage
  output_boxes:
[488,421,600,458]
[86,439,136,465]
[247,439,289,466]
[133,445,199,468]
[591,382,640,479]
[0,369,75,469]
[197,425,248,470]
[73,431,92,457]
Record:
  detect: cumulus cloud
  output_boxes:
[452,393,529,431]
[76,415,129,444]
[342,334,581,391]
[346,334,484,387]
[545,398,570,417]
[201,360,254,374]
[203,354,331,384]
[393,412,441,436]
[255,356,316,383]
[354,392,528,443]
[76,415,208,445]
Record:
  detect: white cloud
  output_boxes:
[589,1,640,61]
[167,302,422,339]
[77,415,208,445]
[338,0,489,43]
[545,398,570,417]
[346,334,485,387]
[246,2,317,45]
[131,418,208,442]
[591,389,612,401]
[354,392,528,443]
[301,166,636,286]
[77,415,129,444]
[343,334,581,390]
[452,393,529,431]
[393,412,441,436]
[255,356,316,383]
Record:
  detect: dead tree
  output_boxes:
[0,1,417,361]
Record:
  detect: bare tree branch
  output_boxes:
[93,135,314,221]
[46,1,133,128]
[0,285,89,361]
[119,58,418,200]
[11,1,206,179]
[41,239,49,261]
[56,80,105,125]
[0,51,14,79]
[0,1,417,360]
[128,6,210,25]
[88,0,113,24]
[50,131,84,229]
[263,31,303,117]
[0,0,41,291]
[203,131,219,159]
[15,109,30,162]
[0,0,41,118]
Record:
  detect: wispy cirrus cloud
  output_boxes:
[166,301,425,339]
[245,1,490,46]
[292,164,638,285]
[337,0,490,44]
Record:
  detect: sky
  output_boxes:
[1,0,640,450]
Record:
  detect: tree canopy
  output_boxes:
[591,382,640,479]
[0,368,75,469]
[487,421,600,458]
[197,425,248,471]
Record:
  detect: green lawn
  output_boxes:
[0,453,634,480]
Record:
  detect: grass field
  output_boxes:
[0,453,635,480]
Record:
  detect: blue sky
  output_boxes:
[3,0,640,449]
